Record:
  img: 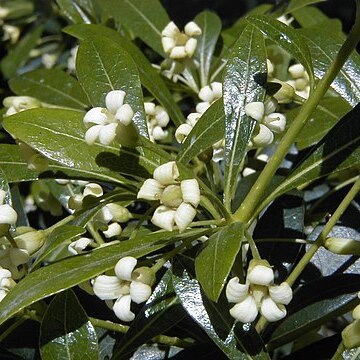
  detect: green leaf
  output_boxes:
[284,0,327,14]
[247,15,315,87]
[195,222,244,302]
[1,26,43,79]
[2,109,160,184]
[99,0,169,56]
[40,290,98,360]
[112,270,186,359]
[76,35,147,136]
[299,26,360,106]
[9,69,89,110]
[291,6,331,28]
[64,24,185,126]
[287,97,351,150]
[56,0,92,24]
[177,99,224,164]
[31,225,86,270]
[0,227,199,326]
[194,11,222,87]
[268,274,360,349]
[223,25,267,207]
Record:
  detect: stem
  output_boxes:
[151,243,186,273]
[89,317,128,333]
[245,231,261,260]
[86,222,105,245]
[286,176,360,286]
[330,341,346,360]
[44,214,75,235]
[233,12,360,224]
[200,195,222,220]
[182,68,199,93]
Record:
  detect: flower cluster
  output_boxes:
[137,161,200,232]
[226,260,293,323]
[196,82,222,114]
[161,21,202,60]
[92,256,155,322]
[342,293,360,349]
[287,63,310,99]
[83,90,134,146]
[144,102,170,142]
[245,98,286,147]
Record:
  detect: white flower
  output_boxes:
[161,20,202,59]
[92,256,154,322]
[286,63,310,99]
[3,96,41,116]
[226,260,292,323]
[145,102,170,142]
[83,90,134,145]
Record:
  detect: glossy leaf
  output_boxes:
[247,15,314,87]
[99,0,169,56]
[1,26,43,79]
[2,109,159,183]
[56,0,92,24]
[9,69,89,110]
[112,270,186,359]
[268,274,360,348]
[177,99,224,164]
[64,24,185,126]
[194,11,222,87]
[284,0,326,14]
[223,25,267,207]
[299,26,360,106]
[31,225,86,270]
[291,6,332,28]
[286,97,351,150]
[195,222,244,302]
[40,290,98,360]
[76,35,147,136]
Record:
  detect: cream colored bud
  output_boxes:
[151,205,176,231]
[137,179,164,201]
[180,179,200,207]
[342,320,360,349]
[324,237,360,255]
[195,101,210,114]
[130,281,152,304]
[245,102,265,122]
[85,125,101,145]
[295,78,308,91]
[83,107,108,126]
[14,228,45,254]
[170,46,187,59]
[271,81,296,104]
[160,185,183,208]
[226,277,249,303]
[175,124,192,143]
[83,183,103,198]
[211,82,222,98]
[131,267,156,286]
[116,104,134,126]
[0,204,17,226]
[288,63,305,78]
[198,85,213,102]
[260,296,287,322]
[93,275,125,300]
[252,124,274,147]
[106,204,132,223]
[264,113,286,133]
[105,90,125,114]
[269,282,293,305]
[184,21,202,36]
[174,202,196,232]
[247,259,274,286]
[68,194,83,211]
[68,237,92,255]
[162,37,175,53]
[153,161,179,185]
[103,223,122,238]
[115,256,137,281]
[152,126,168,141]
[113,294,135,322]
[229,295,258,323]
[144,102,156,115]
[162,21,179,38]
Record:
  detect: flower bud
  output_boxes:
[153,161,179,185]
[131,266,156,286]
[245,102,265,122]
[160,185,183,208]
[130,281,152,303]
[269,282,293,305]
[229,295,258,323]
[264,97,278,114]
[175,124,192,143]
[144,102,156,115]
[115,256,137,281]
[103,223,122,238]
[174,202,196,232]
[247,259,274,286]
[83,183,103,198]
[226,277,249,303]
[137,179,164,201]
[198,85,213,102]
[106,204,132,223]
[187,112,201,126]
[154,106,170,127]
[113,294,135,322]
[342,320,360,349]
[105,90,125,114]
[324,237,360,255]
[151,205,176,231]
[14,227,45,254]
[271,80,295,104]
[195,101,210,114]
[180,179,200,207]
[264,113,286,133]
[288,63,305,79]
[260,296,287,322]
[68,237,92,255]
[152,126,168,141]
[68,194,83,211]
[162,37,175,53]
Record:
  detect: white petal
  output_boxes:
[242,167,256,177]
[184,21,202,36]
[151,205,176,231]
[252,124,274,147]
[174,202,196,232]
[288,63,305,78]
[269,282,293,305]
[105,90,126,113]
[144,102,156,116]
[211,82,222,99]
[260,296,287,322]
[92,275,125,300]
[180,179,200,207]
[9,248,29,266]
[107,203,131,223]
[175,124,192,143]
[162,37,175,53]
[229,295,258,323]
[162,21,179,38]
[0,289,7,301]
[130,281,152,304]
[83,183,103,198]
[352,304,360,320]
[0,190,6,204]
[195,102,210,114]
[247,264,274,286]
[103,223,122,238]
[84,125,101,145]
[68,237,92,255]
[198,85,213,102]
[115,256,137,281]
[245,102,265,122]
[154,106,170,127]
[83,107,107,126]
[99,123,117,145]
[93,206,113,230]
[267,59,274,77]
[264,97,278,114]
[115,104,134,126]
[137,179,164,200]
[68,194,83,211]
[185,38,197,57]
[0,204,17,225]
[257,153,269,162]
[170,46,187,59]
[153,161,179,185]
[187,113,201,126]
[264,113,286,133]
[113,294,135,322]
[226,277,249,303]
[152,126,168,141]
[0,269,12,284]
